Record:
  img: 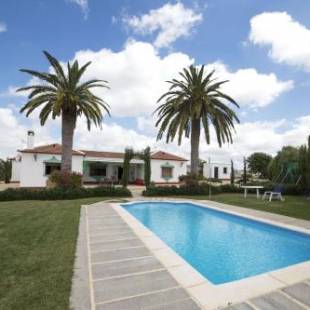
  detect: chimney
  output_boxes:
[27,130,35,149]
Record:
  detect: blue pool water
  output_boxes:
[122,202,310,284]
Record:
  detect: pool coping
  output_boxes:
[112,199,310,309]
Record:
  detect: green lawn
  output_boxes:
[186,194,310,221]
[0,197,123,310]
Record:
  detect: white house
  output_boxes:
[203,161,231,180]
[11,131,188,187]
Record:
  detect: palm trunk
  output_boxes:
[61,111,76,172]
[190,118,200,175]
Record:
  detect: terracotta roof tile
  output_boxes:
[81,150,124,159]
[150,151,187,161]
[18,144,188,161]
[18,144,84,156]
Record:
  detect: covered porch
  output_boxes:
[82,159,144,185]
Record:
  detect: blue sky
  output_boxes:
[0,0,310,164]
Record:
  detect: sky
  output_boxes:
[0,0,310,167]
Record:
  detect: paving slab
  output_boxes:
[96,287,190,310]
[91,246,151,263]
[224,303,255,310]
[92,256,163,279]
[89,227,133,237]
[90,238,144,253]
[147,298,201,310]
[282,282,310,307]
[90,232,138,243]
[93,270,179,303]
[251,292,304,310]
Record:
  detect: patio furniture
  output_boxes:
[262,185,285,202]
[241,185,264,199]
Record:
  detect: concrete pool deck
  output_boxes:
[70,199,310,309]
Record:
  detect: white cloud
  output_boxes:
[137,115,157,135]
[69,42,292,118]
[72,41,193,117]
[0,108,55,158]
[249,12,310,71]
[75,120,153,152]
[68,0,89,19]
[0,86,28,97]
[205,62,293,108]
[0,22,6,32]
[123,2,202,48]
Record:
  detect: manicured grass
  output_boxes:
[0,197,124,310]
[186,194,310,221]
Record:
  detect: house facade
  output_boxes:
[203,161,231,180]
[12,132,187,187]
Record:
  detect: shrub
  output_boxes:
[142,182,306,197]
[143,183,235,196]
[0,186,131,202]
[48,171,82,188]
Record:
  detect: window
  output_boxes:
[223,167,228,174]
[161,167,173,178]
[45,163,61,175]
[89,164,106,177]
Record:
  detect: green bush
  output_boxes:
[142,183,305,197]
[0,186,131,202]
[179,174,206,182]
[48,170,82,188]
[143,183,239,196]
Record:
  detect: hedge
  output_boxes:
[143,184,242,197]
[143,183,305,197]
[0,186,132,202]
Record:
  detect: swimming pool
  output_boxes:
[122,201,310,284]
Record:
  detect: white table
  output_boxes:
[241,186,264,199]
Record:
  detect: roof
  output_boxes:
[18,144,85,156]
[81,150,124,159]
[150,151,187,161]
[18,144,188,161]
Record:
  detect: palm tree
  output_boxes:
[155,65,239,175]
[18,51,110,172]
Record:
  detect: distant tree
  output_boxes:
[0,159,12,183]
[230,159,235,185]
[298,136,310,190]
[268,146,299,181]
[247,152,272,178]
[242,157,247,184]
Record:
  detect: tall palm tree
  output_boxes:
[155,65,239,175]
[18,51,110,172]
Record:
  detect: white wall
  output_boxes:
[203,162,231,180]
[20,153,84,187]
[151,159,187,183]
[11,159,21,182]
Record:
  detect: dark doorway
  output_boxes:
[118,167,123,181]
[214,167,219,179]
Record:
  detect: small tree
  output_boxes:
[140,147,151,188]
[243,157,247,185]
[230,159,235,185]
[247,152,272,178]
[0,159,12,184]
[122,148,134,188]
